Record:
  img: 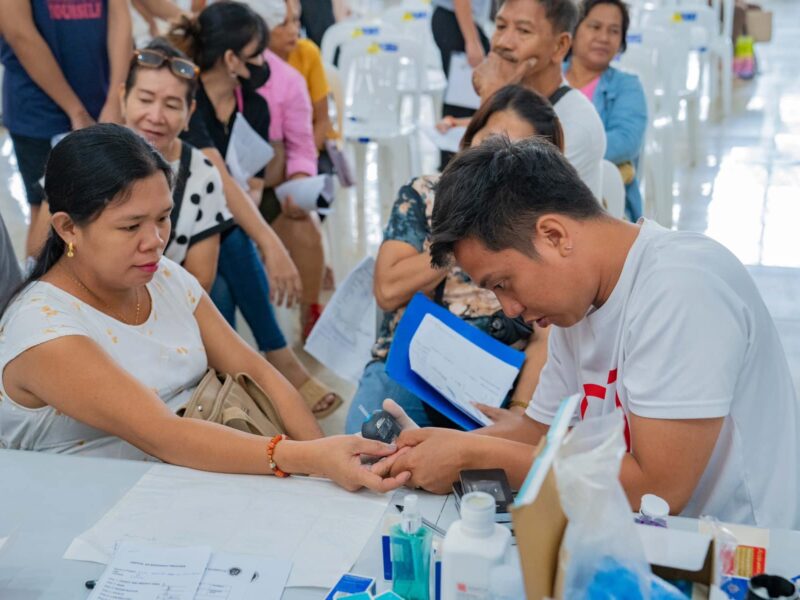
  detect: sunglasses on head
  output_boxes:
[134,49,199,81]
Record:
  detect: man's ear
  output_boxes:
[535,215,572,256]
[552,31,573,64]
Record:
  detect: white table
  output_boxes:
[2,450,799,599]
[0,450,449,599]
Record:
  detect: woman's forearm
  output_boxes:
[375,251,447,311]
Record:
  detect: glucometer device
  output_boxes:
[360,406,402,445]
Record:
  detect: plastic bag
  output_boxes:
[554,410,684,600]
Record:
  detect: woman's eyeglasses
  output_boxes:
[134,49,199,81]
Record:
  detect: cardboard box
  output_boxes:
[746,9,773,43]
[510,394,718,599]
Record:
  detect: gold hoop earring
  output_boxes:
[67,242,75,258]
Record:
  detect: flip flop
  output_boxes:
[298,377,343,419]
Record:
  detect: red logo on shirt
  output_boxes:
[48,0,103,20]
[580,369,631,451]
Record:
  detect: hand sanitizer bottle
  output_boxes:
[391,494,432,600]
[635,494,669,528]
[442,492,512,600]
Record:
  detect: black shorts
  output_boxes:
[10,133,51,206]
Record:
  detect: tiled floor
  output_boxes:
[1,0,798,434]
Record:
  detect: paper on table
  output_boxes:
[64,464,390,589]
[304,256,376,384]
[444,52,481,110]
[225,112,275,189]
[195,552,292,600]
[409,313,521,426]
[274,174,336,215]
[88,541,211,600]
[421,125,467,153]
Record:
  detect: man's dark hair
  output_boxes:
[498,0,580,35]
[430,136,604,268]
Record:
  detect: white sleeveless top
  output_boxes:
[0,257,208,459]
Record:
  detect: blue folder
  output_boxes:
[385,293,526,430]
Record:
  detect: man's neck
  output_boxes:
[591,219,642,308]
[527,64,566,100]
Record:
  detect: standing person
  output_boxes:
[121,39,234,291]
[298,0,335,48]
[565,0,647,220]
[243,0,328,339]
[0,0,133,258]
[169,1,342,418]
[431,0,491,168]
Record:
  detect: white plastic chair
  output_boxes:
[381,2,448,121]
[323,61,345,138]
[601,160,626,219]
[338,35,424,213]
[320,18,396,66]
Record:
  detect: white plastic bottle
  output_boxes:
[441,492,512,600]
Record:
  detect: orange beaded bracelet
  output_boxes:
[267,434,289,478]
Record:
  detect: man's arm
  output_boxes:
[99,0,133,124]
[136,0,185,20]
[0,0,93,129]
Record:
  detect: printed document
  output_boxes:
[409,313,520,426]
[225,113,275,189]
[88,541,210,600]
[195,552,292,600]
[304,257,377,384]
[421,126,467,153]
[65,464,390,588]
[444,53,481,110]
[274,174,336,215]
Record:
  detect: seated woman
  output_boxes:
[344,85,564,434]
[564,0,647,221]
[169,2,342,417]
[0,124,407,493]
[245,0,328,339]
[122,39,233,291]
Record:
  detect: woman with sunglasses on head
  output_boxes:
[168,2,342,418]
[0,124,408,492]
[122,39,233,291]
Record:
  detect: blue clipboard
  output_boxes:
[385,293,525,430]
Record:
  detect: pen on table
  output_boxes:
[85,579,97,590]
[394,504,446,537]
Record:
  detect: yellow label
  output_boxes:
[672,11,682,22]
[352,28,363,38]
[403,11,413,20]
[367,42,381,54]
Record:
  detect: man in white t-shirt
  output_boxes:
[387,137,799,529]
[472,0,606,199]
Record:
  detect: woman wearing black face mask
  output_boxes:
[169,2,343,419]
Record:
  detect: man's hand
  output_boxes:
[98,98,123,125]
[69,107,96,131]
[258,240,302,307]
[474,403,527,426]
[465,38,486,69]
[382,428,475,494]
[382,398,420,431]
[472,52,538,102]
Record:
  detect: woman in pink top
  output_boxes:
[246,0,327,339]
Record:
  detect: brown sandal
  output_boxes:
[298,378,343,419]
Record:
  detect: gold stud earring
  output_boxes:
[67,242,75,258]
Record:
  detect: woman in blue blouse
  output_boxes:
[565,0,647,221]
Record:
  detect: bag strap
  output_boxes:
[169,142,193,232]
[221,405,267,436]
[548,84,572,105]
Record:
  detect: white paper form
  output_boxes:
[421,126,467,153]
[274,174,336,215]
[304,256,377,384]
[64,464,390,589]
[444,53,481,110]
[195,552,292,600]
[88,541,211,600]
[225,113,275,189]
[409,313,521,426]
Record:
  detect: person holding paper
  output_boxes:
[245,0,329,340]
[0,124,409,494]
[170,3,342,417]
[384,137,799,529]
[344,85,563,434]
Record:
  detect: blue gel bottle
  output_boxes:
[391,494,432,600]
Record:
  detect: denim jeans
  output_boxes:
[345,360,439,433]
[210,227,287,352]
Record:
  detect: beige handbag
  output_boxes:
[178,369,286,437]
